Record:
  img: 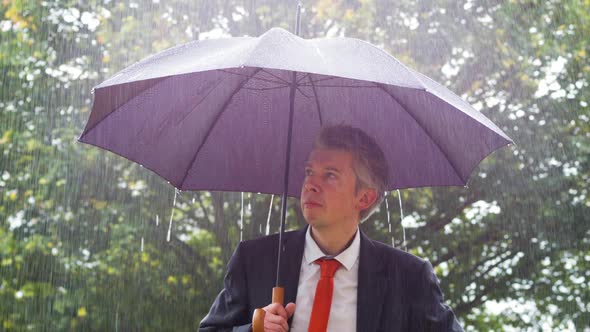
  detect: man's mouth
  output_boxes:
[303,201,322,208]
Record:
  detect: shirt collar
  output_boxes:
[304,225,360,271]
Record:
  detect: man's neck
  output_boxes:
[310,223,358,256]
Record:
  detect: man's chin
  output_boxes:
[304,217,326,228]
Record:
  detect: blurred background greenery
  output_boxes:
[1,0,588,330]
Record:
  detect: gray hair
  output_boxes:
[313,125,388,222]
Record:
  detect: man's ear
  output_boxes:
[356,188,377,211]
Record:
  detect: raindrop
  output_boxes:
[155,214,159,226]
[115,304,119,332]
[167,189,178,242]
[265,195,274,235]
[239,192,244,242]
[385,191,395,247]
[397,189,407,251]
[140,237,144,252]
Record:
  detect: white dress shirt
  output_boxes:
[290,227,360,332]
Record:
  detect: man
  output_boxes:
[199,125,464,332]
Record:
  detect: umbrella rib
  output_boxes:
[243,86,289,91]
[307,74,324,126]
[375,83,465,183]
[260,68,291,85]
[179,68,263,188]
[296,73,310,84]
[81,78,165,138]
[306,76,338,84]
[219,69,286,85]
[148,76,229,134]
[299,84,376,88]
[295,86,312,98]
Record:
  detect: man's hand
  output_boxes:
[258,302,296,332]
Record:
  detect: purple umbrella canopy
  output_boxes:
[79,27,513,198]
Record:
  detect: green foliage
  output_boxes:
[1,0,588,330]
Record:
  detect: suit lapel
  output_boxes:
[279,226,307,305]
[357,230,388,332]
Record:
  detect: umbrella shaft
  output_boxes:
[276,71,298,287]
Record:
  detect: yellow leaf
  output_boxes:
[344,9,354,21]
[91,199,107,210]
[77,307,87,318]
[0,130,13,144]
[5,5,29,29]
[182,275,191,285]
[8,190,17,201]
[167,275,178,285]
[3,319,13,329]
[26,139,40,151]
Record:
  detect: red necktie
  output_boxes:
[308,258,342,332]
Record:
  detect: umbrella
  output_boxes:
[79,16,512,330]
[79,28,511,195]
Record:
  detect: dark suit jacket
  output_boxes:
[199,226,464,332]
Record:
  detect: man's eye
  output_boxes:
[326,172,337,179]
[305,169,312,176]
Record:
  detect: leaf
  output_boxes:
[77,307,87,318]
[91,199,107,210]
[0,130,13,144]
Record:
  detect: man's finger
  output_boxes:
[264,313,288,332]
[285,302,296,318]
[264,313,285,324]
[263,303,288,320]
[263,320,283,332]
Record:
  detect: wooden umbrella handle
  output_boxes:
[252,287,284,332]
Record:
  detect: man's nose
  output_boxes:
[303,177,320,192]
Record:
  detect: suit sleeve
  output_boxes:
[409,260,464,332]
[199,242,252,332]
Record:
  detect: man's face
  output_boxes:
[300,148,366,229]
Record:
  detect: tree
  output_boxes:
[1,0,588,330]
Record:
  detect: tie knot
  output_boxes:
[315,258,341,278]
